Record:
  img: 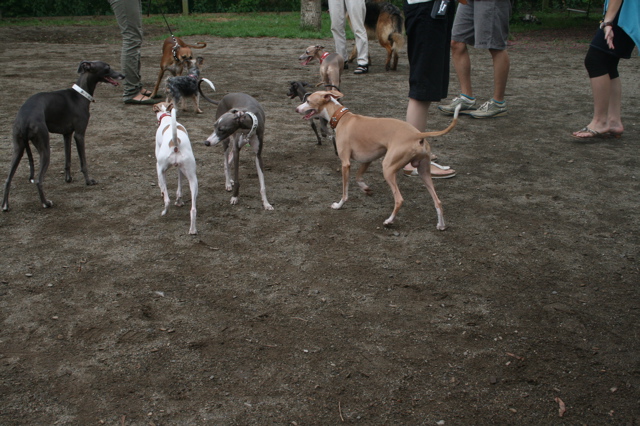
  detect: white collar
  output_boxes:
[72,84,94,102]
[245,111,259,138]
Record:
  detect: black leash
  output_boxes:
[160,12,181,61]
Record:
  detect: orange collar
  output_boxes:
[330,107,350,129]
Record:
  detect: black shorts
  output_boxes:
[404,1,455,102]
[589,11,636,59]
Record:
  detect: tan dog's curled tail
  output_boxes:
[419,104,461,138]
[185,42,207,49]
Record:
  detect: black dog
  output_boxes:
[2,60,124,211]
[165,56,215,114]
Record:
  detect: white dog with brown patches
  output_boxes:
[295,90,459,229]
[154,102,198,234]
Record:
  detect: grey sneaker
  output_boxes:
[469,99,508,118]
[438,96,478,115]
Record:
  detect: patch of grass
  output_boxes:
[510,11,600,34]
[145,12,335,39]
[0,11,600,39]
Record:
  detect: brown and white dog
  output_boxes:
[299,45,344,90]
[149,37,207,99]
[296,90,460,229]
[153,102,198,234]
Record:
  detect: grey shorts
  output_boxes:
[452,0,511,50]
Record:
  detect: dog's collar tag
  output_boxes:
[72,84,94,102]
[330,107,350,129]
[245,111,259,139]
[320,51,330,63]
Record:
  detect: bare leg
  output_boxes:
[403,99,430,173]
[490,48,510,102]
[607,77,623,134]
[451,41,472,97]
[573,74,617,137]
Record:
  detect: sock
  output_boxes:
[492,99,505,104]
[461,93,475,100]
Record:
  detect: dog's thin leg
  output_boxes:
[355,162,373,195]
[157,164,170,216]
[183,164,198,234]
[73,132,97,185]
[310,120,322,145]
[2,139,27,212]
[253,150,273,211]
[25,144,35,183]
[381,163,403,226]
[230,143,241,205]
[332,160,350,210]
[63,134,73,183]
[417,159,446,230]
[35,136,53,209]
[223,141,233,192]
[175,168,185,207]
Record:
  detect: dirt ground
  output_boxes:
[0,20,638,425]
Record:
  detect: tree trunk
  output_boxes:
[301,0,322,31]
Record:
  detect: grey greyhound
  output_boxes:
[204,93,273,210]
[2,60,124,211]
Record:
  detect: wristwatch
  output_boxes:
[600,21,613,29]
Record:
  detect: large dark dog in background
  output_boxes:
[348,1,404,71]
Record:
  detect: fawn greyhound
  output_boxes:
[299,45,344,90]
[296,90,460,229]
[2,60,124,211]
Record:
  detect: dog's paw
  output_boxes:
[264,203,274,211]
[86,178,97,186]
[43,200,53,208]
[331,201,344,210]
[230,197,239,205]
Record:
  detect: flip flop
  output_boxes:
[607,131,623,139]
[403,162,456,179]
[140,89,153,96]
[571,127,608,139]
[124,95,156,105]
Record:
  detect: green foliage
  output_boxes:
[141,12,334,39]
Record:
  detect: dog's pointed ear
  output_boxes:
[326,90,344,101]
[77,61,93,74]
[317,45,324,50]
[167,103,174,112]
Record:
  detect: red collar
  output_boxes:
[320,51,330,63]
[330,107,350,129]
[158,113,171,125]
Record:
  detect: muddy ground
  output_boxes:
[0,19,638,425]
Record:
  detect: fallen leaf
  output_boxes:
[555,397,566,417]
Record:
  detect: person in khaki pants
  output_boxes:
[110,0,155,104]
[328,0,370,74]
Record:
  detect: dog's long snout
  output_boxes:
[204,132,221,147]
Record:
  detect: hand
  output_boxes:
[604,26,615,50]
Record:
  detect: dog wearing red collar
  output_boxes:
[153,101,198,234]
[296,90,460,229]
[149,36,207,99]
[299,45,344,90]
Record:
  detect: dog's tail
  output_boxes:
[185,42,207,49]
[198,78,218,104]
[170,108,180,152]
[418,104,461,138]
